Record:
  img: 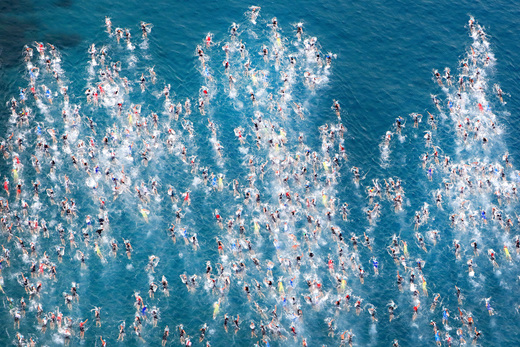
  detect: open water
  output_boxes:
[0,0,520,346]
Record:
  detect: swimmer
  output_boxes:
[149,66,156,84]
[504,244,512,262]
[140,206,150,222]
[371,257,379,275]
[140,73,146,92]
[455,286,462,304]
[412,303,420,321]
[387,301,397,322]
[488,249,499,268]
[467,259,475,277]
[473,327,482,344]
[470,241,479,256]
[341,202,349,221]
[420,275,428,296]
[442,307,449,325]
[141,22,152,38]
[485,297,494,316]
[105,17,112,33]
[42,85,52,104]
[233,314,240,334]
[249,6,261,24]
[79,319,87,339]
[199,323,207,342]
[124,239,133,259]
[433,69,443,86]
[162,326,169,346]
[296,22,303,41]
[183,190,191,206]
[94,242,103,261]
[364,233,373,251]
[92,306,101,327]
[368,306,378,322]
[494,84,504,103]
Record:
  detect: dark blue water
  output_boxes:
[0,0,520,346]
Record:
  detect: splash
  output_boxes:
[0,11,516,347]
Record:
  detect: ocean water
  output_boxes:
[0,0,520,346]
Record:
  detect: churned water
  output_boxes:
[0,0,520,346]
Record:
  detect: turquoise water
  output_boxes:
[0,0,520,346]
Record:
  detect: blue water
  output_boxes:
[1,0,520,346]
